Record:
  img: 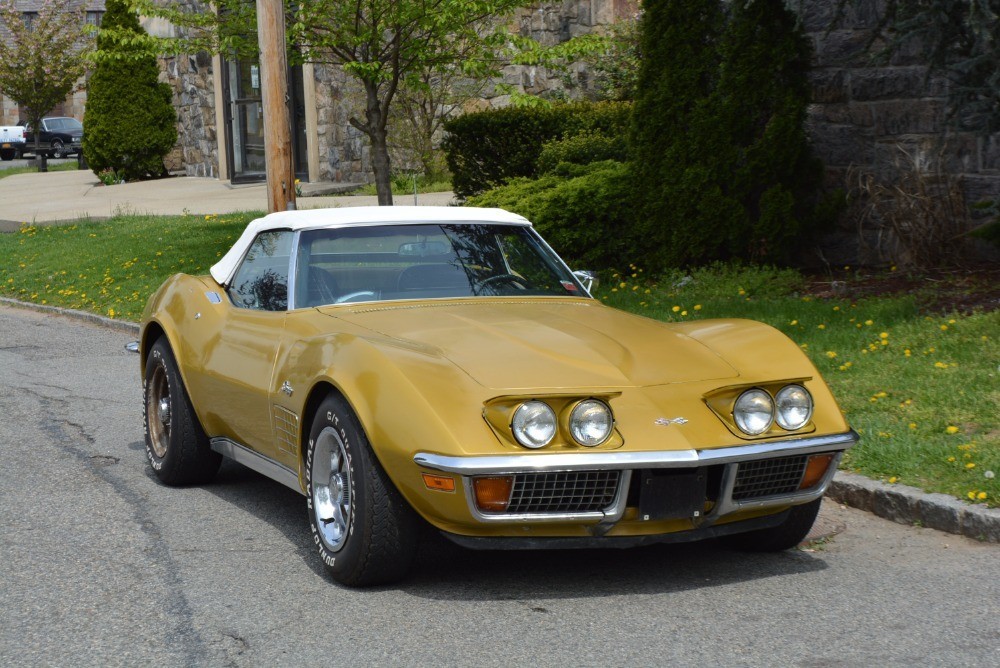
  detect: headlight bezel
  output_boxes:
[568,399,614,447]
[733,388,775,436]
[774,384,814,431]
[510,400,558,449]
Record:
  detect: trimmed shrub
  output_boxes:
[537,130,628,174]
[83,0,177,181]
[468,161,631,267]
[442,101,630,199]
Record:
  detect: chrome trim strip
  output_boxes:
[413,430,858,475]
[210,437,304,495]
[461,470,633,525]
[701,452,843,526]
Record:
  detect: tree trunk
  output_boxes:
[370,127,393,206]
[362,81,393,206]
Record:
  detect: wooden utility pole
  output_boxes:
[256,0,296,212]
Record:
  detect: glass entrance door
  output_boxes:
[226,60,266,182]
[223,58,308,183]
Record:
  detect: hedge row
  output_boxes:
[442,101,630,199]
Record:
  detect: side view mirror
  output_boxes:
[572,270,599,295]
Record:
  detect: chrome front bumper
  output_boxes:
[414,430,858,529]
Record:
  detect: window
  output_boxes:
[294,224,582,307]
[85,11,103,27]
[22,12,37,30]
[229,230,293,311]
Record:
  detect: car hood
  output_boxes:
[323,299,739,390]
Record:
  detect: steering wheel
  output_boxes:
[335,291,378,304]
[475,273,528,293]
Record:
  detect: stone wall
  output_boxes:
[801,0,997,197]
[799,0,999,262]
[312,64,370,184]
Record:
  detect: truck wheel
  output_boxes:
[51,139,65,159]
[0,149,12,161]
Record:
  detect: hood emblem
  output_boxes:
[280,381,294,396]
[655,417,688,426]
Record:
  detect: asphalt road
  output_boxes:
[1,303,998,667]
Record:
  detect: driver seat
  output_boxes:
[305,267,340,307]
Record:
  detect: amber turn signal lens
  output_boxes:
[422,473,456,492]
[799,454,835,490]
[473,476,514,512]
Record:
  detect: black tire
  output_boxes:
[143,337,221,485]
[720,498,822,552]
[0,149,12,161]
[306,394,418,586]
[50,139,65,159]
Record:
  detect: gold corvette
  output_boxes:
[139,206,857,585]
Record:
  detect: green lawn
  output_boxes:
[1,214,996,506]
[0,161,79,179]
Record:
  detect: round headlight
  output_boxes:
[569,400,613,446]
[733,389,774,435]
[511,401,557,449]
[775,384,813,430]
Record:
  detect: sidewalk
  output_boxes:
[0,169,455,230]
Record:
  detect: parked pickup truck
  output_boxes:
[0,124,26,161]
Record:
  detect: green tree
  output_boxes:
[83,0,177,181]
[629,0,727,267]
[0,0,91,157]
[630,0,822,268]
[135,0,533,204]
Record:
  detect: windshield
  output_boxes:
[293,223,585,307]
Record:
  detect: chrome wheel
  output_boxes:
[311,426,352,552]
[146,363,170,458]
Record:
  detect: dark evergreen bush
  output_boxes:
[83,0,177,181]
[537,130,628,174]
[630,0,825,268]
[468,161,631,267]
[442,101,631,199]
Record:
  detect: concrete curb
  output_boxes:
[2,297,997,543]
[827,471,1000,543]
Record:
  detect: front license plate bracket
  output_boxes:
[638,468,707,520]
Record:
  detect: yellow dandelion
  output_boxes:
[947,456,956,462]
[826,351,838,358]
[789,319,798,325]
[946,426,960,434]
[904,349,911,357]
[948,319,956,324]
[817,324,826,330]
[909,423,917,430]
[833,306,840,311]
[968,491,977,500]
[865,319,873,326]
[738,289,746,296]
[619,282,626,289]
[940,324,948,331]
[966,463,976,469]
[672,305,680,313]
[879,332,889,339]
[978,492,988,500]
[888,476,898,484]
[681,310,688,316]
[694,304,702,311]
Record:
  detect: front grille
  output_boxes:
[506,470,621,513]
[732,455,808,500]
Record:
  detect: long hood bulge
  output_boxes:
[328,300,739,390]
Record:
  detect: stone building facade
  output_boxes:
[0,0,105,126]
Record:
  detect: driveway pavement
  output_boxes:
[0,169,455,230]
